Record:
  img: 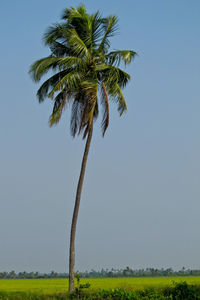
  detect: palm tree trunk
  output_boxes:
[69,124,93,292]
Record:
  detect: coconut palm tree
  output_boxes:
[29,4,136,292]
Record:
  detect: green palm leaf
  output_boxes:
[43,23,68,46]
[37,70,68,102]
[98,16,118,52]
[48,70,81,99]
[49,91,68,126]
[106,50,137,66]
[49,41,72,57]
[30,4,136,137]
[67,28,89,58]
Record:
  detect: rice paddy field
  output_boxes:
[0,277,200,295]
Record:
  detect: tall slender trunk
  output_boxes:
[69,124,93,292]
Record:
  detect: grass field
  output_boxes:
[0,277,200,295]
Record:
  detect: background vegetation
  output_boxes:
[1,267,200,279]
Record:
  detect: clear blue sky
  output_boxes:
[0,0,200,273]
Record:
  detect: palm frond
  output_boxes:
[88,93,97,129]
[43,23,68,45]
[106,50,137,66]
[80,80,97,136]
[101,82,109,136]
[84,12,103,48]
[98,16,118,52]
[116,84,127,115]
[48,70,81,99]
[82,123,90,139]
[50,41,72,57]
[67,28,89,57]
[70,97,82,137]
[78,101,90,135]
[58,56,85,68]
[29,57,61,82]
[62,4,87,21]
[109,83,127,115]
[81,80,97,96]
[115,67,130,88]
[36,70,68,102]
[95,63,110,72]
[101,65,130,89]
[93,101,99,121]
[29,56,85,82]
[49,91,68,126]
[91,12,103,42]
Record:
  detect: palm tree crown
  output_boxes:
[29,4,136,137]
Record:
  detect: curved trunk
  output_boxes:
[69,124,93,292]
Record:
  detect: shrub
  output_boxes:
[164,281,200,300]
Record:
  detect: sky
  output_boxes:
[0,0,200,273]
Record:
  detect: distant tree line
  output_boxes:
[1,267,200,279]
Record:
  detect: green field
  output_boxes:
[0,277,200,295]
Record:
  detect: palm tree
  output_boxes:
[29,4,136,292]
